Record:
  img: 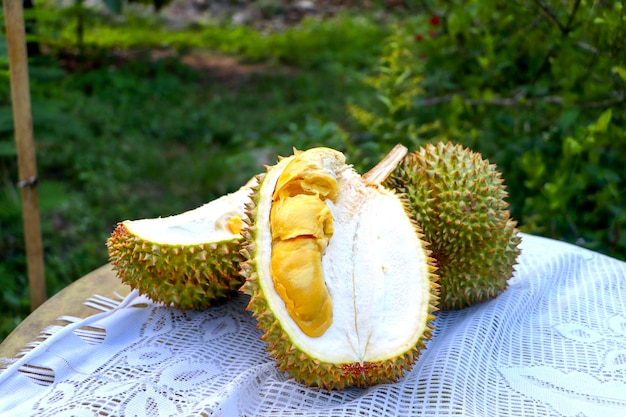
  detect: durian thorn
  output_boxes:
[362,144,408,186]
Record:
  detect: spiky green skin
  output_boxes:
[107,223,244,310]
[240,173,438,390]
[385,142,522,310]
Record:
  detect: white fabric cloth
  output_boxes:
[1,233,625,416]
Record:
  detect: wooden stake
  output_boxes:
[4,0,47,310]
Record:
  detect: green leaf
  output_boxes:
[521,151,546,189]
[477,55,489,69]
[376,93,393,111]
[591,109,612,133]
[557,108,581,130]
[447,10,463,39]
[394,68,412,88]
[612,66,626,83]
[563,136,582,158]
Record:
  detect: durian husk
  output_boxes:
[241,267,432,389]
[107,178,257,310]
[384,141,522,310]
[240,147,439,390]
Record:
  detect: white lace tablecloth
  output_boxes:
[1,233,625,417]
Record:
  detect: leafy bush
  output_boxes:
[348,0,625,259]
[346,32,441,169]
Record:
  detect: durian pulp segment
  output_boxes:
[270,196,335,337]
[226,215,244,235]
[257,149,433,364]
[269,151,339,338]
[123,186,251,245]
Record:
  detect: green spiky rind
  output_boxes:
[385,141,522,310]
[241,255,438,390]
[240,167,439,390]
[107,224,244,310]
[437,218,521,309]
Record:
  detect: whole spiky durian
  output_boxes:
[384,141,521,310]
[106,178,257,310]
[241,146,438,390]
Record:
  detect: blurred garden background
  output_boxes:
[1,0,624,341]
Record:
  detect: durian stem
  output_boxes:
[362,144,408,186]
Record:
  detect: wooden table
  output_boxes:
[0,264,130,364]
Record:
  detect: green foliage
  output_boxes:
[390,0,626,259]
[260,14,387,69]
[0,183,31,338]
[520,109,624,253]
[0,34,14,162]
[332,0,625,256]
[271,117,354,157]
[346,32,440,169]
[34,6,387,70]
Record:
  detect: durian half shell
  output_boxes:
[241,147,438,390]
[107,178,257,310]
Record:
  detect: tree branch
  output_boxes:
[533,0,566,33]
[564,0,582,34]
[534,0,582,36]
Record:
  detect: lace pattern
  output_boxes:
[1,233,625,416]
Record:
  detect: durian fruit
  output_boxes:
[383,142,521,310]
[241,146,438,390]
[107,178,256,310]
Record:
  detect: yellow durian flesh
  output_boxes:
[243,147,438,389]
[270,194,334,247]
[269,155,339,338]
[273,155,339,202]
[226,215,244,235]
[270,238,333,337]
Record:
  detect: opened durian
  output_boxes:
[384,142,521,310]
[107,178,256,309]
[241,146,438,390]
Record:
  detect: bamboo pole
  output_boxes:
[3,0,47,310]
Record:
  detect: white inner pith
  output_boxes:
[258,154,433,364]
[124,189,248,244]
